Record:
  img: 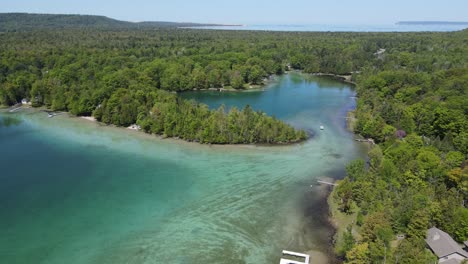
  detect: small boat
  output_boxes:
[48,113,54,118]
[320,125,324,130]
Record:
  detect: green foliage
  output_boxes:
[407,209,430,239]
[345,242,370,264]
[0,18,467,261]
[368,145,383,171]
[93,89,306,144]
[361,212,393,244]
[346,159,367,181]
[445,151,465,168]
[391,238,436,264]
[339,225,356,257]
[334,28,467,262]
[451,207,468,242]
[1,28,319,144]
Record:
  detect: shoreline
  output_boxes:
[178,71,355,96]
[63,112,307,151]
[180,75,280,94]
[323,88,360,263]
[325,94,365,262]
[312,73,356,85]
[305,177,344,264]
[1,107,355,264]
[2,107,353,262]
[1,74,359,263]
[75,113,308,147]
[0,107,307,154]
[79,116,96,122]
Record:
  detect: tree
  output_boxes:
[368,145,383,171]
[248,65,264,84]
[392,238,436,264]
[230,70,244,89]
[444,151,464,168]
[339,225,356,257]
[407,209,430,239]
[346,159,366,181]
[452,208,468,242]
[345,243,370,264]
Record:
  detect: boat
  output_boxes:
[48,113,54,118]
[320,125,324,130]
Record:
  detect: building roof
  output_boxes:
[426,227,468,259]
[465,240,468,248]
[441,259,464,264]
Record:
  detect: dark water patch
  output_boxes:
[0,115,22,127]
[301,184,340,263]
[327,153,343,159]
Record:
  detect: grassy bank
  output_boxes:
[328,183,361,258]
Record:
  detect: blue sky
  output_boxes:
[1,0,467,25]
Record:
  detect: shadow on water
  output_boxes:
[0,115,22,127]
[300,167,349,264]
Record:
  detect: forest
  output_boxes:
[0,14,467,262]
[332,35,467,263]
[0,27,316,143]
[0,13,228,31]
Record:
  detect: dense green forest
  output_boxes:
[332,34,468,263]
[0,18,317,143]
[0,14,467,262]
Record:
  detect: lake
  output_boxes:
[188,23,468,32]
[0,73,366,263]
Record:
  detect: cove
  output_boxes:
[0,73,366,264]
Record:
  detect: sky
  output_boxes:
[1,0,467,25]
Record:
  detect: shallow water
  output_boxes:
[0,74,366,264]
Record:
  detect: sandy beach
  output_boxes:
[80,116,96,122]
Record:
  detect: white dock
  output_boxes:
[317,180,338,186]
[279,250,310,264]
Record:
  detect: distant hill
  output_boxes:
[0,13,237,31]
[397,21,468,25]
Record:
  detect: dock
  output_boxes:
[280,250,310,264]
[355,138,375,144]
[317,180,338,186]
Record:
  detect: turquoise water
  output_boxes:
[0,74,366,264]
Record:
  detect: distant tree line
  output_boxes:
[0,13,231,31]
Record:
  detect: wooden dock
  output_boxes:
[355,138,375,144]
[280,250,310,264]
[317,180,338,186]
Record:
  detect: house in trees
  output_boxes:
[426,227,468,263]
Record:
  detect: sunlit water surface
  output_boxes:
[0,74,366,263]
